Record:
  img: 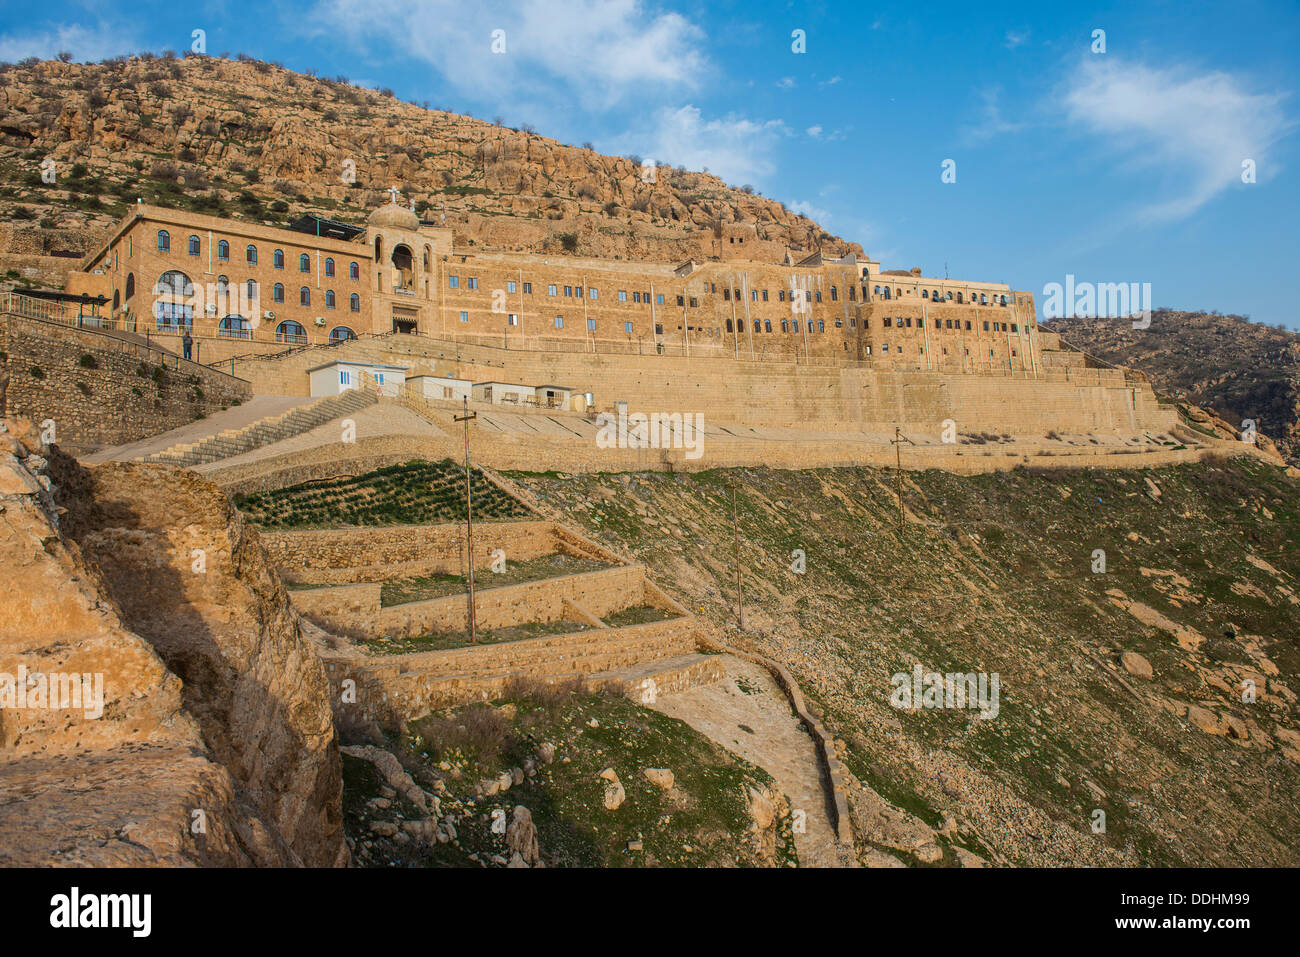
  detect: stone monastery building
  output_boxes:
[68,195,1042,373]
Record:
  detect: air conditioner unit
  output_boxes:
[264,310,275,320]
[314,316,326,327]
[205,303,217,314]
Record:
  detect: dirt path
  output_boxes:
[650,655,856,867]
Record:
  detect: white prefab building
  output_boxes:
[407,374,473,402]
[534,384,578,411]
[471,381,536,406]
[307,360,408,397]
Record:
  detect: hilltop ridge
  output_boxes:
[0,53,860,288]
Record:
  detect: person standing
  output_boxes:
[182,329,193,361]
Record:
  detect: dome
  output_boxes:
[368,201,419,230]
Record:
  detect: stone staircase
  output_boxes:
[139,388,377,466]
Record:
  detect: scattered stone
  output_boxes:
[537,743,555,765]
[506,805,540,865]
[627,839,644,852]
[1186,704,1226,736]
[913,842,943,864]
[1120,651,1154,680]
[643,768,675,790]
[601,769,626,810]
[370,821,398,837]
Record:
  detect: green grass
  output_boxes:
[342,685,798,868]
[235,459,532,528]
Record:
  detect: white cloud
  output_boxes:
[1062,57,1294,222]
[1003,30,1030,50]
[776,76,795,89]
[787,198,830,221]
[806,125,823,138]
[963,87,1026,143]
[604,105,789,186]
[307,0,708,109]
[0,22,138,63]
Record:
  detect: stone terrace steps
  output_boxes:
[389,622,698,682]
[139,388,377,466]
[340,620,718,717]
[588,652,727,701]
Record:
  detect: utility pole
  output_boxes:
[890,426,915,535]
[732,485,744,630]
[454,397,479,643]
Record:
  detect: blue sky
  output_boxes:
[2,0,1298,327]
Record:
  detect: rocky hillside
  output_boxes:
[0,420,346,865]
[1047,310,1300,464]
[0,54,859,288]
[514,458,1300,867]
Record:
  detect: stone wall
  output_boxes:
[229,328,1175,440]
[293,563,653,639]
[1,312,251,452]
[262,520,564,584]
[320,615,701,724]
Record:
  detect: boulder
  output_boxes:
[1120,651,1154,680]
[643,768,675,790]
[505,805,540,865]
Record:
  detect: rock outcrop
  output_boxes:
[0,420,345,866]
[0,56,860,288]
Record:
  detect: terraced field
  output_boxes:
[235,459,531,528]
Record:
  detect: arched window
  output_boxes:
[273,249,284,269]
[246,244,257,265]
[155,270,194,296]
[299,253,310,273]
[349,261,359,281]
[124,273,135,300]
[154,300,193,331]
[276,320,307,343]
[217,240,229,261]
[112,290,120,312]
[423,246,431,270]
[157,229,170,252]
[219,315,252,339]
[753,319,761,332]
[187,234,200,256]
[329,326,356,343]
[245,279,258,300]
[764,319,772,333]
[324,257,335,277]
[273,283,284,303]
[350,293,360,312]
[781,319,788,333]
[299,286,311,306]
[325,290,336,309]
[725,318,733,333]
[215,275,229,294]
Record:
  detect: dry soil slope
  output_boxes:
[514,459,1300,867]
